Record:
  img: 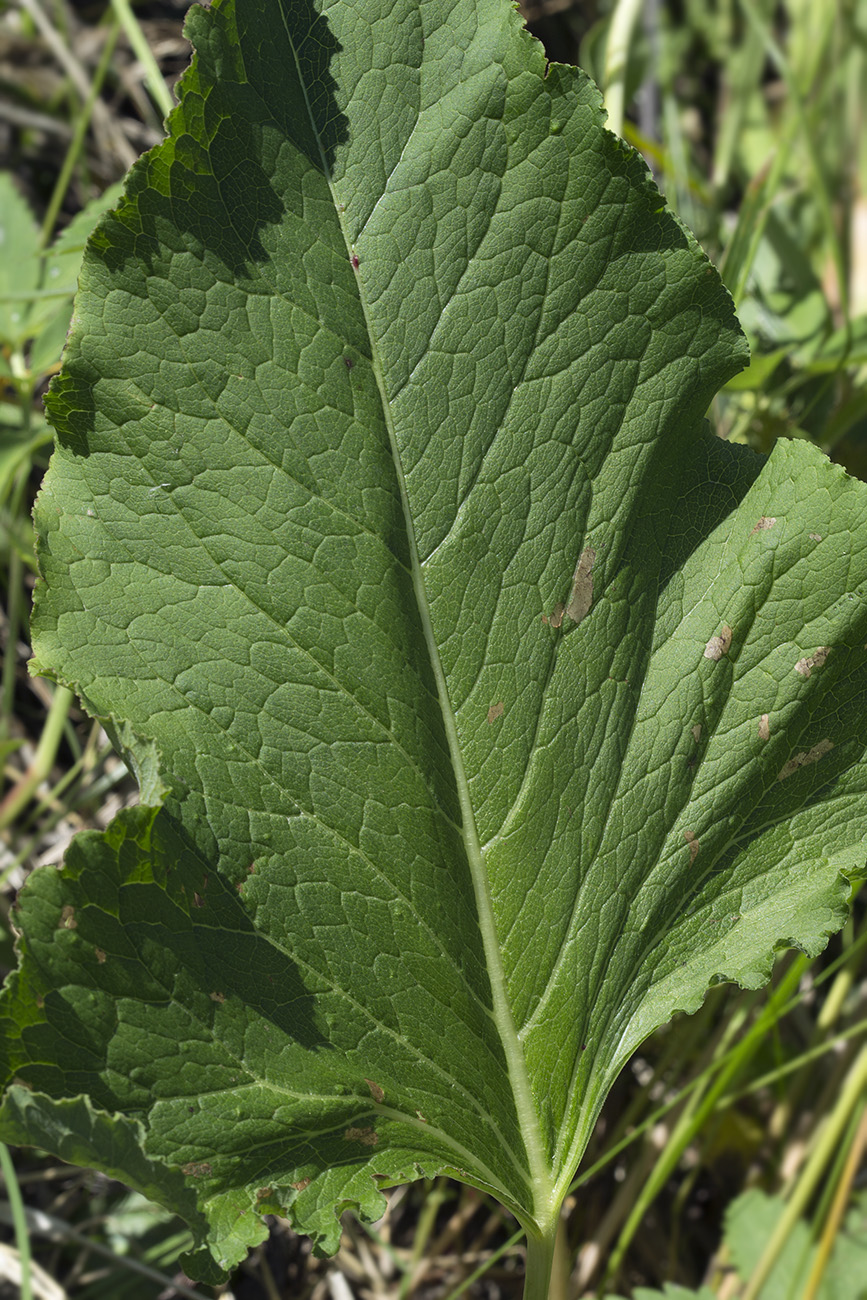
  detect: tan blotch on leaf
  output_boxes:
[566,547,596,625]
[345,1126,379,1146]
[795,647,830,678]
[778,738,834,781]
[684,830,700,863]
[704,624,733,661]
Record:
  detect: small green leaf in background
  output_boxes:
[0,174,47,355]
[726,1188,867,1300]
[0,175,124,390]
[1,0,866,1291]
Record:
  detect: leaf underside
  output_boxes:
[3,0,866,1276]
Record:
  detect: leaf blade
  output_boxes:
[3,0,865,1274]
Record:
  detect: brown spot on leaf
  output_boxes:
[291,1178,311,1192]
[684,831,700,863]
[256,1186,274,1202]
[94,948,106,964]
[59,906,77,930]
[795,647,830,678]
[758,714,770,742]
[566,547,596,625]
[777,738,834,781]
[487,702,504,725]
[343,356,353,370]
[193,893,205,908]
[209,991,225,1003]
[344,1126,378,1146]
[549,602,565,629]
[809,533,822,541]
[182,1162,212,1178]
[751,516,777,533]
[691,724,702,743]
[364,1078,385,1103]
[416,1111,428,1123]
[704,625,733,661]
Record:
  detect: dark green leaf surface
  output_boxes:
[3,0,866,1275]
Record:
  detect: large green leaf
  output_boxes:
[3,0,867,1283]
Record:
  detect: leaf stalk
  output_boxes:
[523,1223,558,1300]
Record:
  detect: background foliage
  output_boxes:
[0,1,865,1298]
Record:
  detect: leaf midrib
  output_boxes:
[286,15,555,1223]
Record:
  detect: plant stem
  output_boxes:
[0,1199,211,1300]
[524,1224,558,1300]
[39,18,120,248]
[0,684,74,831]
[606,959,806,1288]
[801,1100,867,1300]
[108,0,175,122]
[742,1043,867,1300]
[549,1211,570,1300]
[603,0,644,138]
[443,1226,525,1300]
[18,0,135,171]
[0,1142,32,1300]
